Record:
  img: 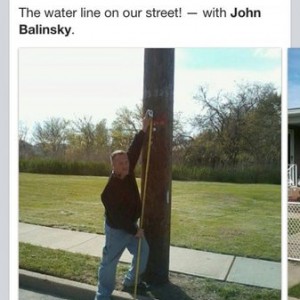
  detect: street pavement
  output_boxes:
[19,288,70,300]
[19,222,281,291]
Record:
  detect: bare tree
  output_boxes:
[19,121,29,142]
[72,117,96,160]
[191,82,281,167]
[32,117,69,158]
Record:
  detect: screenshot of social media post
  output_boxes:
[8,0,291,299]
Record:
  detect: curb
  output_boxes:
[19,269,151,300]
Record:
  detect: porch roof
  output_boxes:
[289,108,300,126]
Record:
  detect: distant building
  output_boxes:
[288,108,300,188]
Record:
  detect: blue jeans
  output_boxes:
[95,223,149,300]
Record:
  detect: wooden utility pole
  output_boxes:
[142,48,174,284]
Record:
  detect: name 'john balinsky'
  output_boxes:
[19,24,73,37]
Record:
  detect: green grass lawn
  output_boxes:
[19,173,281,261]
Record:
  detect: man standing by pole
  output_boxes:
[95,112,152,300]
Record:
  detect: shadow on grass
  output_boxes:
[149,281,194,300]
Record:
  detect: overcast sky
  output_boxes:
[288,49,300,109]
[19,48,281,135]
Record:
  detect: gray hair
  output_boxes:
[110,150,126,164]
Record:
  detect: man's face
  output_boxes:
[112,153,129,179]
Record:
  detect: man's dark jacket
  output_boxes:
[101,130,145,235]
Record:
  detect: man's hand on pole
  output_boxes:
[142,110,153,132]
[135,228,145,239]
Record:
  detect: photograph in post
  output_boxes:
[288,48,300,300]
[18,48,281,300]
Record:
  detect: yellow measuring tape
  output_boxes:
[133,115,153,299]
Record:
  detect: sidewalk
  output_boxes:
[288,260,300,300]
[289,260,300,288]
[19,222,281,290]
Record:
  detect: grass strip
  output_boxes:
[19,242,128,285]
[289,283,300,299]
[19,243,280,300]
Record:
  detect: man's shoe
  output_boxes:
[137,281,150,292]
